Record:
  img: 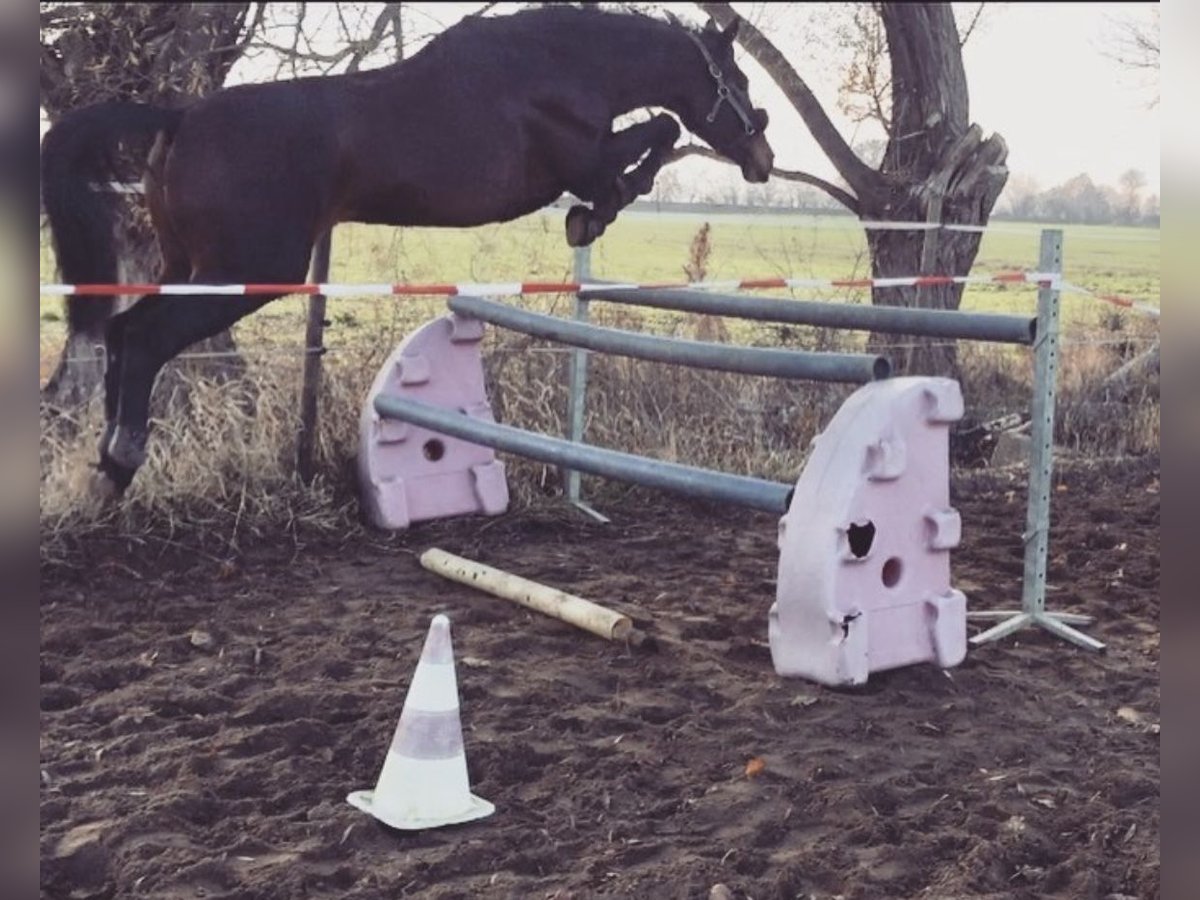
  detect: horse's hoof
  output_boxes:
[96,452,136,494]
[87,465,126,505]
[106,425,148,471]
[586,217,607,243]
[565,206,594,247]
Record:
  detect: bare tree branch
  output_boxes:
[333,1,354,47]
[697,2,878,197]
[238,5,269,53]
[39,5,79,32]
[292,2,307,69]
[837,4,892,134]
[346,3,402,73]
[469,3,502,20]
[1103,7,1159,69]
[957,3,986,48]
[389,4,404,62]
[1098,7,1158,108]
[665,143,861,213]
[252,37,355,67]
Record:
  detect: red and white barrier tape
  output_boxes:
[854,220,986,233]
[1059,282,1160,319]
[39,270,1060,298]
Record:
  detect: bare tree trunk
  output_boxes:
[861,119,1006,377]
[41,331,104,411]
[861,4,1008,376]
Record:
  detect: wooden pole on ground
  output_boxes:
[419,548,634,642]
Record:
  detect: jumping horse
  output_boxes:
[41,6,775,492]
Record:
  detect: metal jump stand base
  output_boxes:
[968,609,1105,652]
[967,230,1106,656]
[570,498,611,524]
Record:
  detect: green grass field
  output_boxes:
[322,210,1160,304]
[39,210,1160,360]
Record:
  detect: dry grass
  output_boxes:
[39,366,357,565]
[38,225,1160,562]
[481,321,856,508]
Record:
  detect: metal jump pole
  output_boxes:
[968,228,1105,652]
[564,244,610,523]
[448,295,889,382]
[375,395,794,514]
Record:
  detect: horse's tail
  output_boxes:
[40,101,185,335]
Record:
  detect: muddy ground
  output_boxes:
[41,458,1159,899]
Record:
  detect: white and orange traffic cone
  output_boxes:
[347,613,494,830]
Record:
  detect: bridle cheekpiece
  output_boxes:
[684,29,758,136]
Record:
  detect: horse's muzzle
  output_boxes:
[742,136,774,183]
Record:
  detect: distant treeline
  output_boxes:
[992,172,1158,227]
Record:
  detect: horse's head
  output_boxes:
[678,17,774,183]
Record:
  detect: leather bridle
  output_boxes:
[684,30,759,136]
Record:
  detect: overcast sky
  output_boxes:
[960,3,1158,192]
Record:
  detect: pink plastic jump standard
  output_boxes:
[770,377,967,686]
[358,313,509,530]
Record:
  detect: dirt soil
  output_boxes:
[40,459,1160,900]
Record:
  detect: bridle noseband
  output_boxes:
[684,30,758,136]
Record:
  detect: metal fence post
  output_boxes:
[969,228,1105,652]
[564,244,609,522]
[297,229,331,485]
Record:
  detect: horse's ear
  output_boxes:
[705,16,740,45]
[722,17,741,45]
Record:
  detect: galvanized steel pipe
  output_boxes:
[447,295,889,383]
[587,287,1036,345]
[373,395,794,514]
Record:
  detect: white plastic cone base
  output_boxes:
[346,614,494,831]
[346,788,494,831]
[347,751,495,831]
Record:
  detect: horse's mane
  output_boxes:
[457,3,703,36]
[378,3,707,81]
[402,3,704,68]
[520,3,700,27]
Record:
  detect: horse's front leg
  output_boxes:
[614,119,683,201]
[566,113,681,247]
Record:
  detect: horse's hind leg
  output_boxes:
[95,243,191,489]
[100,289,280,484]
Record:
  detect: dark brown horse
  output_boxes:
[40,6,775,492]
